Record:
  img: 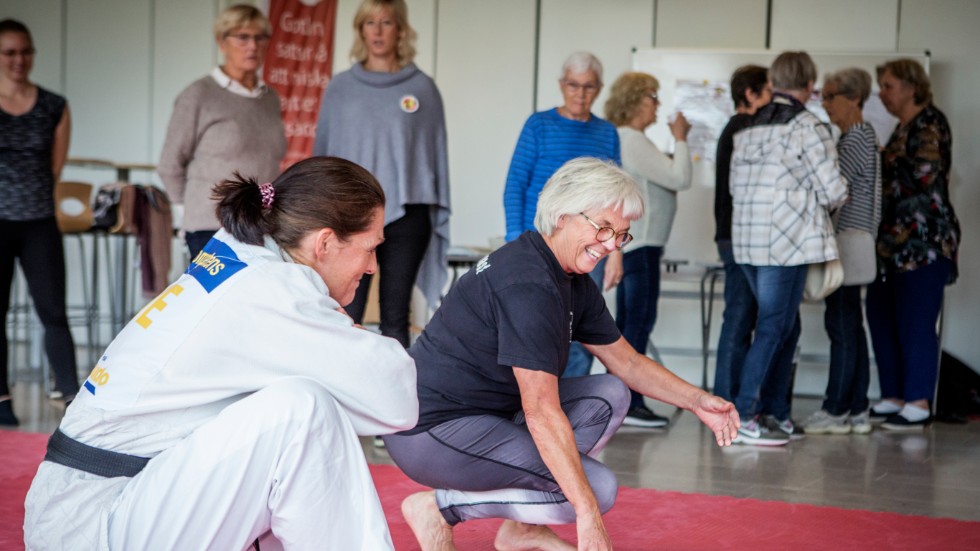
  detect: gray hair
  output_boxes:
[824,68,873,108]
[770,51,817,91]
[561,51,604,84]
[534,158,644,236]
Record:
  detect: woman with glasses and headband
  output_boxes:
[0,19,79,424]
[505,51,623,379]
[313,0,450,349]
[604,71,692,429]
[385,158,738,551]
[159,4,286,261]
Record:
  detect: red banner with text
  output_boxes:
[265,0,337,170]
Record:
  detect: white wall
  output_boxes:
[2,0,977,385]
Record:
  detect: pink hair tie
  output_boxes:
[258,182,275,209]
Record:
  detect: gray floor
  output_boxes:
[9,375,980,523]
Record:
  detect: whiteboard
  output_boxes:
[631,48,930,268]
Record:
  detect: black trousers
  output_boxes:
[344,204,431,348]
[0,218,79,396]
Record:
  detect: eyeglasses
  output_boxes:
[225,32,270,46]
[821,91,839,102]
[562,80,600,95]
[0,48,35,58]
[648,92,659,101]
[580,213,633,249]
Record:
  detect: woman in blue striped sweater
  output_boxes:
[803,68,881,435]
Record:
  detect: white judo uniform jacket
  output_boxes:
[24,229,419,550]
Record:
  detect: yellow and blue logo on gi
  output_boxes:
[185,238,247,293]
[83,355,110,395]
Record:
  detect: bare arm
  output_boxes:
[52,104,71,180]
[514,367,611,550]
[586,337,739,446]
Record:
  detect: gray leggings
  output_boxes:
[383,374,630,525]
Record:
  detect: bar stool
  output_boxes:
[55,181,100,369]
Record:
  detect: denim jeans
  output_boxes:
[734,264,807,420]
[866,258,951,404]
[712,241,757,401]
[563,257,606,378]
[615,246,662,409]
[822,284,870,415]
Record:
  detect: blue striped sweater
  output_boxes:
[503,108,620,241]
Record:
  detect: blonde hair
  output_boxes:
[213,4,270,42]
[535,158,644,236]
[350,0,417,67]
[604,72,659,127]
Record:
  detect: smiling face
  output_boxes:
[0,31,34,84]
[559,69,601,120]
[548,206,631,274]
[218,23,268,77]
[360,7,400,61]
[312,207,385,307]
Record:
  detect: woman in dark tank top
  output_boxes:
[0,18,79,425]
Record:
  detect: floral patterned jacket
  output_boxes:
[878,104,960,283]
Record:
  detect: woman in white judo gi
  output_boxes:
[24,156,419,550]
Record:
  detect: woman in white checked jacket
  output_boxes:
[727,52,848,445]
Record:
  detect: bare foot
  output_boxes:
[494,520,574,551]
[402,491,455,551]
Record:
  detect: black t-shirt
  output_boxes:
[404,231,621,434]
[713,113,752,242]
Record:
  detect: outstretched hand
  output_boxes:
[693,394,740,446]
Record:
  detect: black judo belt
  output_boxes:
[44,428,150,478]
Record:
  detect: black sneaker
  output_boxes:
[869,403,901,424]
[623,406,669,428]
[880,413,931,431]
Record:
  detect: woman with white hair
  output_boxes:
[386,158,738,551]
[504,51,623,378]
[313,0,450,349]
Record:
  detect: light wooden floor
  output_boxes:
[9,365,978,523]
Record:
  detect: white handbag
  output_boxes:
[804,258,844,302]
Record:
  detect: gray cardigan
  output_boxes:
[617,127,692,249]
[158,76,286,231]
[313,62,450,309]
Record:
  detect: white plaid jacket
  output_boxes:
[730,95,848,266]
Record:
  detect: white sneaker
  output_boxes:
[802,410,850,434]
[732,417,790,446]
[849,411,872,434]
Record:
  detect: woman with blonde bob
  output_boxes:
[313,0,450,348]
[159,4,286,260]
[384,158,738,551]
[604,72,693,428]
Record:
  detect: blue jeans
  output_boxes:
[865,258,951,404]
[564,258,605,378]
[615,246,662,409]
[822,284,870,415]
[712,241,757,401]
[735,264,807,420]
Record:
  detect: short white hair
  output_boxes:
[534,157,644,236]
[561,51,603,84]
